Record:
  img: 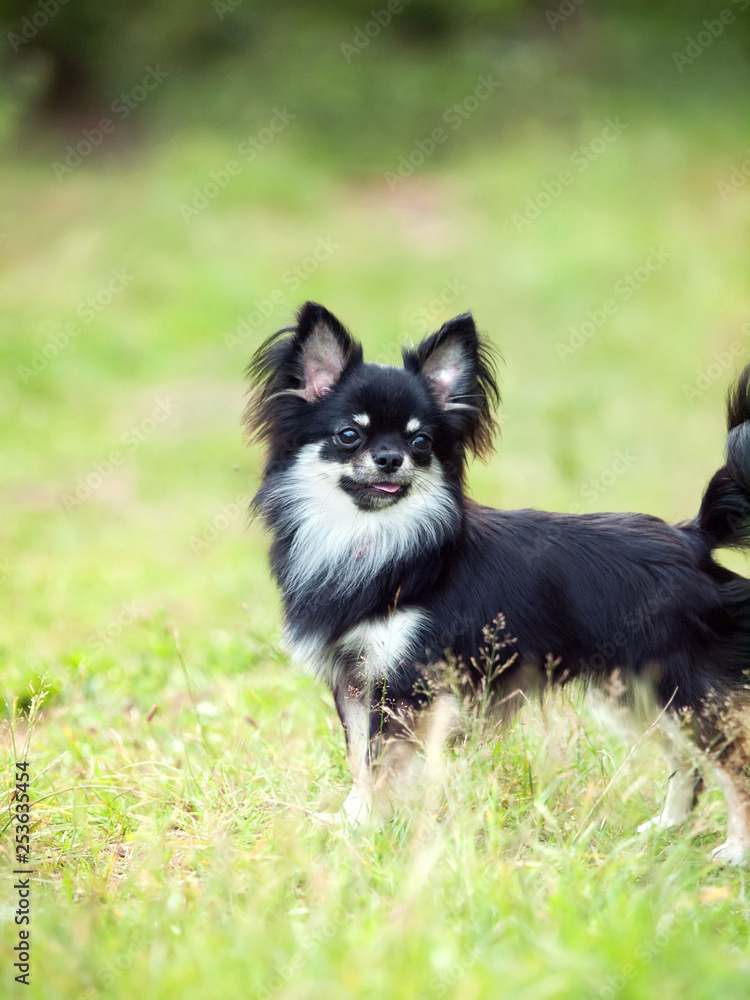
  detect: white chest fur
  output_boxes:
[283,607,427,687]
[267,442,456,600]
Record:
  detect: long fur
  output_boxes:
[697,363,750,550]
[246,300,750,859]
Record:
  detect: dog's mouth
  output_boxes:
[339,476,410,507]
[370,482,402,494]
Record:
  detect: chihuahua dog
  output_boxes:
[246,301,750,863]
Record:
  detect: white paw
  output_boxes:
[312,790,372,832]
[312,810,347,828]
[311,810,362,832]
[341,789,372,829]
[709,840,749,866]
[638,816,661,833]
[637,814,683,834]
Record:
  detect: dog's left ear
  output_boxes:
[406,314,480,408]
[403,313,501,460]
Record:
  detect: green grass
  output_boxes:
[3,88,750,998]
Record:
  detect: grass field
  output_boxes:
[3,83,750,998]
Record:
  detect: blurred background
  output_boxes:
[4,9,750,998]
[2,0,750,695]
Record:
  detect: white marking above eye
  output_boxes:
[406,418,420,434]
[352,413,370,427]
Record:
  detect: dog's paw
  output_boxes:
[312,810,350,830]
[637,814,679,834]
[637,816,660,833]
[312,790,372,832]
[709,840,749,866]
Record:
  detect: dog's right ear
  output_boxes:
[244,302,362,444]
[292,302,361,403]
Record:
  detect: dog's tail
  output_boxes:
[696,363,750,550]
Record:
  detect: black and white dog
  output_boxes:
[246,301,750,862]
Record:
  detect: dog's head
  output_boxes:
[245,301,500,514]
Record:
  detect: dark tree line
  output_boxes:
[0,0,744,119]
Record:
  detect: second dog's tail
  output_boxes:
[696,363,750,550]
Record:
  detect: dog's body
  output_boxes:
[247,301,750,862]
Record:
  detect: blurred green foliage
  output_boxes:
[2,0,750,160]
[2,5,750,998]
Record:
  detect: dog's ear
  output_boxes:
[293,302,359,402]
[403,313,501,461]
[245,302,362,445]
[407,313,480,408]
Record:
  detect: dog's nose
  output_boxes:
[373,450,403,473]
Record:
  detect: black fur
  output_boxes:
[698,364,750,551]
[246,301,750,765]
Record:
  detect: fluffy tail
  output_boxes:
[696,363,750,550]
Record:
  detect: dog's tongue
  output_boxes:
[372,482,401,493]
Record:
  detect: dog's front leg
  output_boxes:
[335,684,376,828]
[331,684,425,828]
[314,685,373,829]
[327,685,460,830]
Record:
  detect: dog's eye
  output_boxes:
[412,434,432,453]
[335,427,361,449]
